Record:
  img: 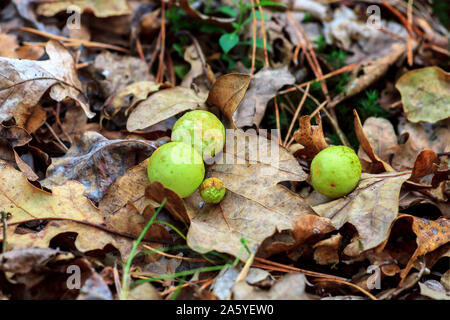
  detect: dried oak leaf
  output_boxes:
[126,87,207,132]
[0,161,164,260]
[234,67,295,128]
[0,124,38,181]
[0,40,93,127]
[313,172,411,256]
[396,67,450,123]
[41,131,159,203]
[36,0,131,18]
[293,114,328,158]
[146,181,190,224]
[392,215,450,282]
[99,159,157,216]
[354,110,395,173]
[206,73,251,128]
[186,130,327,260]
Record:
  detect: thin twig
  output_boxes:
[249,0,257,75]
[156,0,166,83]
[274,97,282,145]
[1,211,7,253]
[21,27,130,53]
[255,0,269,68]
[283,83,310,147]
[312,278,378,300]
[406,0,414,66]
[45,122,68,151]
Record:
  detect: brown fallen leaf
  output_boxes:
[0,248,95,299]
[354,110,395,173]
[395,215,449,282]
[0,40,93,127]
[392,119,449,171]
[408,149,438,183]
[206,73,252,128]
[126,87,207,132]
[0,33,43,59]
[104,81,163,120]
[0,161,166,260]
[36,0,131,18]
[293,114,329,158]
[41,131,159,203]
[356,116,399,172]
[99,159,157,216]
[233,67,295,128]
[313,172,411,256]
[186,130,319,260]
[146,182,190,224]
[396,67,450,123]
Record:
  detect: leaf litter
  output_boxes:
[0,0,448,301]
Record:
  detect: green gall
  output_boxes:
[147,142,205,198]
[171,110,225,160]
[200,177,226,204]
[310,146,362,198]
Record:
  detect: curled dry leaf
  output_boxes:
[126,87,207,132]
[145,181,190,224]
[105,81,162,119]
[181,44,215,89]
[206,73,251,127]
[396,67,450,123]
[233,67,295,128]
[0,40,93,127]
[0,161,165,260]
[186,130,320,261]
[99,159,157,216]
[354,110,395,173]
[36,0,131,18]
[356,117,399,172]
[293,114,328,158]
[392,215,450,282]
[313,172,411,256]
[392,120,449,171]
[41,131,159,203]
[408,149,438,183]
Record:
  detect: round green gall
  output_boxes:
[200,177,226,204]
[147,141,205,198]
[310,146,362,199]
[171,110,225,160]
